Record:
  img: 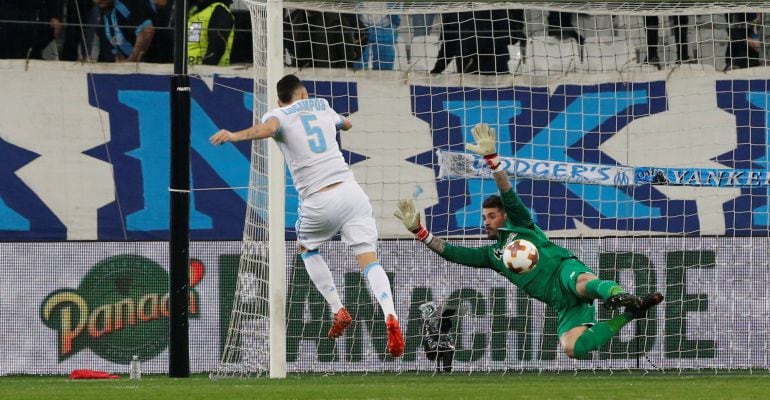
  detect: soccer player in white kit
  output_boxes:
[210,74,404,357]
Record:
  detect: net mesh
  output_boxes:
[213,1,272,377]
[213,0,770,376]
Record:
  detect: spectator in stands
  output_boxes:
[0,0,61,59]
[475,9,526,75]
[430,11,475,74]
[724,12,762,71]
[354,3,401,70]
[431,9,525,75]
[187,0,234,66]
[144,0,173,63]
[547,12,585,46]
[49,0,95,61]
[643,15,690,68]
[93,0,155,62]
[284,9,367,69]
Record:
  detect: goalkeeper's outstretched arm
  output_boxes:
[465,123,511,193]
[394,199,491,268]
[467,124,534,227]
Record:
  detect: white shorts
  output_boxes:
[295,180,378,255]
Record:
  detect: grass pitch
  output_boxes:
[1,373,769,400]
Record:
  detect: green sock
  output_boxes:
[584,279,625,300]
[571,312,634,358]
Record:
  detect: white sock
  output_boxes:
[362,262,396,320]
[301,251,343,314]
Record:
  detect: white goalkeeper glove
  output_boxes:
[465,123,502,172]
[394,199,433,243]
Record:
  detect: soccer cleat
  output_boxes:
[628,292,664,319]
[327,308,352,340]
[386,314,405,358]
[602,293,641,310]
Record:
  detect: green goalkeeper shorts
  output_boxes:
[554,258,597,337]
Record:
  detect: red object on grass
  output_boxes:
[69,369,120,379]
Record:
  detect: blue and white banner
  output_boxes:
[437,150,636,186]
[1,62,769,239]
[635,167,770,187]
[437,150,770,188]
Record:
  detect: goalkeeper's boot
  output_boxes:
[328,308,352,340]
[386,314,405,358]
[602,293,641,311]
[628,292,664,319]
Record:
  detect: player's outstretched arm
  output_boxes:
[210,117,280,145]
[394,199,444,254]
[394,199,491,268]
[465,123,512,193]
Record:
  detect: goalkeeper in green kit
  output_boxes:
[395,123,664,359]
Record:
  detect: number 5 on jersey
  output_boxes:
[300,114,327,153]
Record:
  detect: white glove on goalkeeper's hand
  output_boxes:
[394,199,433,242]
[465,123,497,157]
[394,199,420,232]
[465,123,503,172]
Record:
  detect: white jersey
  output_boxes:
[261,98,355,200]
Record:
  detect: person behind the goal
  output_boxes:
[210,74,404,357]
[394,123,663,359]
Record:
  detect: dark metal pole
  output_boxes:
[169,0,190,378]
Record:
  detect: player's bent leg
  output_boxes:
[298,247,350,340]
[577,273,625,301]
[356,251,397,318]
[300,248,344,314]
[560,325,588,358]
[355,251,379,271]
[566,310,636,358]
[577,273,640,310]
[340,187,403,356]
[356,253,397,320]
[355,251,403,357]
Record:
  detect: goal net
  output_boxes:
[214,0,770,377]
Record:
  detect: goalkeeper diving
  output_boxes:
[394,123,664,359]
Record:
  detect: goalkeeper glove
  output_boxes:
[465,123,503,172]
[394,199,433,243]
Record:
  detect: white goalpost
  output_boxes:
[213,0,770,378]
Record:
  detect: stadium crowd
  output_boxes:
[0,0,766,72]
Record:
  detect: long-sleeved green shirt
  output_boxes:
[441,188,577,306]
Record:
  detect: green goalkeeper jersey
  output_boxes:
[440,189,577,306]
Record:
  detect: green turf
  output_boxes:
[2,373,770,400]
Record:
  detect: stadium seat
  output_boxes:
[579,39,634,72]
[408,33,441,72]
[527,35,580,75]
[507,44,525,75]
